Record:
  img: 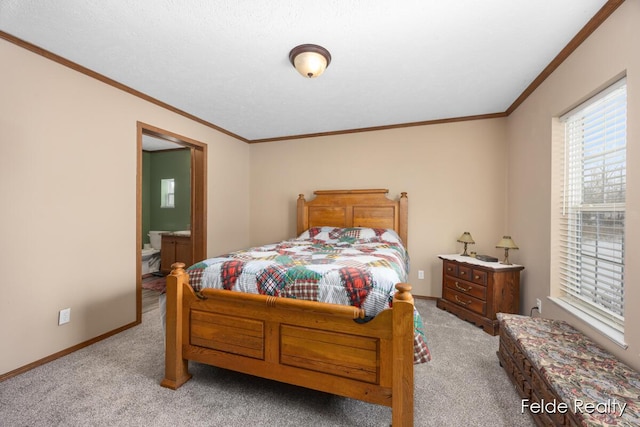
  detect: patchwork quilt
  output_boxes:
[186,226,431,363]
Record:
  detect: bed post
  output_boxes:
[392,283,414,426]
[160,262,192,390]
[399,192,408,246]
[296,193,307,236]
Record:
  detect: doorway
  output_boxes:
[136,122,207,323]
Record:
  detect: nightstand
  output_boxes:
[436,254,524,335]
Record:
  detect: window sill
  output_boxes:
[548,297,628,349]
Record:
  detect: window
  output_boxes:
[555,78,626,341]
[161,178,175,208]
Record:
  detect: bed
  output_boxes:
[161,189,430,426]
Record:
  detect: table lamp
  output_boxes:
[457,232,475,256]
[496,236,518,265]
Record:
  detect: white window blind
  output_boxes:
[559,78,626,333]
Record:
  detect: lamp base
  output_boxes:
[500,248,512,265]
[461,243,470,256]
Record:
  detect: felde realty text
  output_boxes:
[522,398,627,416]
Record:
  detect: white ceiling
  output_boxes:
[142,135,184,151]
[0,0,611,142]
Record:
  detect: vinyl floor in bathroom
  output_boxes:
[142,289,162,314]
[142,276,163,315]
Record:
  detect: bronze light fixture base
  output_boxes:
[289,44,332,78]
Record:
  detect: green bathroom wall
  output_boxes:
[141,148,191,244]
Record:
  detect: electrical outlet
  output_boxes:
[418,270,424,279]
[59,308,71,325]
[536,298,542,314]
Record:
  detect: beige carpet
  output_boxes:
[0,299,536,426]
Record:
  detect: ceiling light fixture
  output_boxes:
[289,44,331,78]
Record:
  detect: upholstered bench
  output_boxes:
[497,313,640,427]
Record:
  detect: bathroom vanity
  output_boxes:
[160,232,193,274]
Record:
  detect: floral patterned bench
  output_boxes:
[497,313,639,427]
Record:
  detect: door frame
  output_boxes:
[136,122,207,322]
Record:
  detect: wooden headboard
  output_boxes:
[296,189,408,245]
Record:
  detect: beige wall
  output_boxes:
[507,0,639,370]
[3,0,639,378]
[0,39,250,375]
[249,118,510,297]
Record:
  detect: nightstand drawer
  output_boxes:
[457,265,472,281]
[443,288,486,316]
[444,260,474,281]
[443,261,458,277]
[444,277,486,301]
[471,269,487,286]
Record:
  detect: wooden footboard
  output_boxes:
[161,262,415,426]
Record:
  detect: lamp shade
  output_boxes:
[457,232,475,244]
[496,236,518,249]
[289,44,331,78]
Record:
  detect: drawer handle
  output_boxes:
[447,267,453,272]
[460,271,466,275]
[455,282,471,292]
[455,295,472,306]
[474,275,480,280]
